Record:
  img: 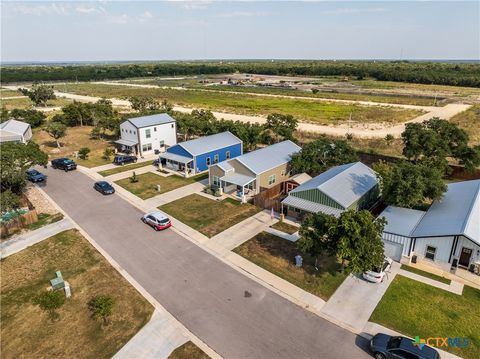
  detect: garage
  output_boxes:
[383,239,403,262]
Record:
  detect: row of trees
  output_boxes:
[4,61,479,87]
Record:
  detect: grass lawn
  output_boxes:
[449,105,480,145]
[168,341,210,359]
[270,221,299,235]
[1,97,73,110]
[159,194,261,237]
[0,229,153,359]
[233,232,348,300]
[400,264,451,285]
[98,161,154,177]
[115,172,207,200]
[370,275,480,359]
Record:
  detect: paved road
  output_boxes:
[41,167,371,359]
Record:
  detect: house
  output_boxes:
[115,113,177,156]
[282,162,380,218]
[208,140,301,201]
[379,180,480,275]
[0,119,32,143]
[159,131,243,176]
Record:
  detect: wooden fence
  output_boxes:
[254,183,284,211]
[1,209,38,237]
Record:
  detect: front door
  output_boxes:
[459,247,473,267]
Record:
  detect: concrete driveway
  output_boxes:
[321,262,400,332]
[40,167,371,359]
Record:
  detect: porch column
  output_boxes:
[241,186,246,203]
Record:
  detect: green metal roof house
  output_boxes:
[282,162,379,218]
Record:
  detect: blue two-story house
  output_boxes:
[158,131,243,175]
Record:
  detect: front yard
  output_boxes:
[370,275,480,359]
[270,221,299,234]
[168,341,210,359]
[115,173,207,200]
[233,232,348,300]
[98,161,154,177]
[1,229,153,359]
[159,194,261,237]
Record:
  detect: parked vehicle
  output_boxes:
[141,211,172,231]
[113,154,137,165]
[370,333,440,359]
[93,181,115,195]
[363,257,393,283]
[26,169,46,183]
[51,158,77,171]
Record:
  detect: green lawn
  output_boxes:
[270,221,299,235]
[400,264,451,284]
[370,275,480,359]
[233,232,348,300]
[168,341,210,359]
[1,213,64,241]
[1,229,153,359]
[159,194,261,237]
[98,161,153,177]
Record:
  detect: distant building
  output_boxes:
[0,119,32,144]
[115,113,177,157]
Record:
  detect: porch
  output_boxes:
[219,173,256,203]
[158,152,194,177]
[114,138,138,155]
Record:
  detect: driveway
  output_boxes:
[41,167,371,359]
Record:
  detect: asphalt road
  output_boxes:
[41,167,372,359]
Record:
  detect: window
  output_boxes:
[214,154,219,163]
[226,151,231,159]
[134,131,136,135]
[121,128,124,132]
[268,174,276,185]
[213,176,220,186]
[129,130,132,134]
[145,129,151,138]
[154,127,157,132]
[206,157,211,166]
[425,246,436,261]
[142,143,152,152]
[171,124,174,128]
[159,140,165,147]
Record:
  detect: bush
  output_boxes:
[88,295,114,324]
[33,290,65,320]
[90,126,101,139]
[102,147,114,160]
[130,171,138,183]
[311,88,319,94]
[78,147,91,160]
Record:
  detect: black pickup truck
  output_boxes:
[51,158,77,171]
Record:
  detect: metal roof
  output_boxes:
[127,113,176,128]
[216,161,234,172]
[379,206,426,237]
[290,162,378,209]
[282,195,344,217]
[220,173,255,187]
[159,152,193,164]
[178,131,242,157]
[0,119,30,135]
[0,131,22,143]
[411,180,480,245]
[115,138,138,146]
[289,173,312,185]
[235,140,301,175]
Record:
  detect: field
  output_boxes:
[449,105,480,145]
[0,88,24,98]
[54,83,423,125]
[0,229,153,359]
[1,97,73,110]
[233,232,348,300]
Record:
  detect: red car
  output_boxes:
[141,211,172,231]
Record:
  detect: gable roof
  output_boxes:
[234,140,301,175]
[290,173,312,185]
[127,113,175,128]
[178,131,242,156]
[379,206,426,238]
[411,180,480,245]
[290,162,378,209]
[0,119,30,142]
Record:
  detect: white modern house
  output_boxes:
[379,180,480,279]
[115,114,177,157]
[0,119,32,143]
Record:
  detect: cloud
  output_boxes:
[321,7,388,15]
[75,6,106,15]
[216,11,269,18]
[11,3,69,16]
[167,0,212,10]
[105,14,129,24]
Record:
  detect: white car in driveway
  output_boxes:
[363,257,393,283]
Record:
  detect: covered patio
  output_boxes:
[220,172,256,202]
[114,138,138,155]
[158,152,194,176]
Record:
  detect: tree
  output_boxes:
[129,96,160,112]
[0,190,22,213]
[373,160,447,208]
[88,295,114,325]
[78,147,90,160]
[45,122,67,148]
[298,210,385,273]
[290,137,358,176]
[384,134,394,145]
[265,113,298,142]
[8,109,46,128]
[33,290,65,321]
[19,83,56,107]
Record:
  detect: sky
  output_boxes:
[1,1,479,62]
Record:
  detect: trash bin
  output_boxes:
[295,255,303,267]
[411,255,417,264]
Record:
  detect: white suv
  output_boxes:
[363,257,393,283]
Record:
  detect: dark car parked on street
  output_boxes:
[26,169,47,183]
[370,334,440,359]
[113,154,137,165]
[94,181,115,195]
[51,158,77,171]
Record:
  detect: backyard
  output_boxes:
[159,194,261,237]
[233,232,348,300]
[0,229,153,359]
[370,275,480,359]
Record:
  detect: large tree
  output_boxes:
[19,83,56,107]
[298,210,385,273]
[290,137,358,176]
[7,109,46,128]
[265,113,298,142]
[45,122,67,148]
[129,96,160,112]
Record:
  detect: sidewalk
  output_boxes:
[1,218,73,258]
[265,227,300,242]
[398,269,464,295]
[144,181,205,208]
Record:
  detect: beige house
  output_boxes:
[208,140,301,201]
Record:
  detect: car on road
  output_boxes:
[370,333,440,359]
[363,257,393,283]
[141,211,172,231]
[113,154,137,165]
[94,181,115,195]
[26,169,46,183]
[51,158,77,171]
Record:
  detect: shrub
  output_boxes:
[130,171,138,183]
[311,88,319,94]
[102,147,114,160]
[78,147,91,160]
[385,134,394,144]
[345,133,354,141]
[90,126,101,139]
[33,290,65,321]
[88,295,114,325]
